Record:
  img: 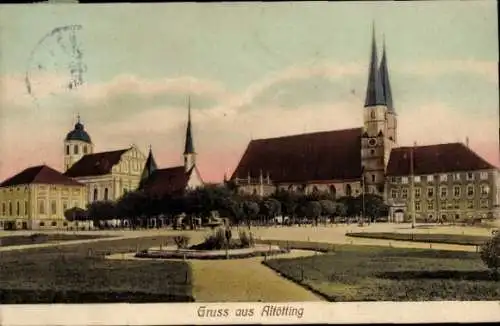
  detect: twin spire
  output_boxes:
[364,24,394,113]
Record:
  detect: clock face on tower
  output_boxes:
[368,138,377,147]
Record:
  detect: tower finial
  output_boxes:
[77,113,81,124]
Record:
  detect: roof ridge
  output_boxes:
[252,127,362,142]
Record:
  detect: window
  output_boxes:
[480,184,490,196]
[467,200,474,209]
[401,177,409,184]
[453,200,460,209]
[427,201,434,210]
[38,200,45,214]
[440,187,448,198]
[391,189,398,199]
[427,187,435,198]
[66,145,70,155]
[391,177,397,183]
[63,201,68,212]
[24,201,28,215]
[1,203,5,215]
[51,201,57,215]
[480,199,489,209]
[370,149,375,155]
[466,172,474,181]
[73,202,78,209]
[427,175,434,182]
[83,145,88,154]
[453,186,461,197]
[104,188,109,201]
[467,185,474,197]
[93,189,98,201]
[439,174,448,182]
[8,202,12,216]
[51,221,57,227]
[401,188,408,199]
[329,185,336,197]
[453,173,461,181]
[415,188,421,198]
[414,176,421,183]
[440,201,447,210]
[123,188,128,195]
[480,172,488,180]
[370,110,376,119]
[371,175,376,183]
[74,145,79,155]
[16,202,20,216]
[345,184,352,197]
[39,222,45,227]
[415,201,421,211]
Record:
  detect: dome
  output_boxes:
[65,119,92,144]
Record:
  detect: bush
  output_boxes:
[173,235,190,249]
[480,232,500,278]
[238,229,255,248]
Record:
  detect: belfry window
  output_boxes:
[93,189,98,201]
[66,145,70,155]
[74,145,79,155]
[370,110,376,119]
[83,145,88,154]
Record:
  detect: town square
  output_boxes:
[0,1,499,306]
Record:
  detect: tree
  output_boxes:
[64,207,88,222]
[319,199,335,225]
[480,232,500,279]
[87,200,117,227]
[243,201,260,229]
[334,202,348,219]
[306,201,322,226]
[261,198,282,224]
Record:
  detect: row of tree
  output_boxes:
[64,184,389,229]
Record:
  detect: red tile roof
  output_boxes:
[0,165,83,187]
[387,143,497,176]
[140,166,191,196]
[64,149,129,178]
[231,128,363,184]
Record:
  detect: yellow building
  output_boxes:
[0,165,87,230]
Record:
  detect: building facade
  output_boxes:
[231,28,499,222]
[0,165,87,230]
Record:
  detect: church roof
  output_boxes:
[1,165,83,187]
[386,143,497,176]
[140,166,193,196]
[64,148,129,178]
[139,147,158,188]
[364,27,385,107]
[65,116,92,144]
[231,128,363,184]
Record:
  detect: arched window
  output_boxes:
[74,145,79,155]
[93,188,98,201]
[83,145,88,154]
[16,202,20,216]
[66,145,70,155]
[38,201,45,214]
[104,188,109,201]
[1,203,5,215]
[345,184,352,197]
[8,202,12,216]
[370,110,376,119]
[24,201,28,215]
[329,185,337,199]
[51,201,57,215]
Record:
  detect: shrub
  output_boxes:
[238,229,255,248]
[173,235,190,249]
[480,232,500,278]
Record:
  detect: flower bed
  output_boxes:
[135,244,289,260]
[345,232,489,246]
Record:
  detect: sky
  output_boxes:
[0,1,498,183]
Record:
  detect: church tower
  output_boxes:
[183,97,196,172]
[361,26,397,196]
[64,115,93,172]
[139,145,158,188]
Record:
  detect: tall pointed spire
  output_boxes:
[380,35,394,113]
[364,23,385,107]
[140,145,158,188]
[184,96,195,155]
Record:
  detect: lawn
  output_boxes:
[0,236,194,303]
[0,233,114,247]
[263,243,500,301]
[345,232,490,246]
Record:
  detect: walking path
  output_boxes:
[189,250,325,302]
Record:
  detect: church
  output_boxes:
[0,100,203,230]
[231,29,500,223]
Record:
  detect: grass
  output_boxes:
[263,241,500,301]
[346,232,490,246]
[0,233,113,247]
[0,236,194,303]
